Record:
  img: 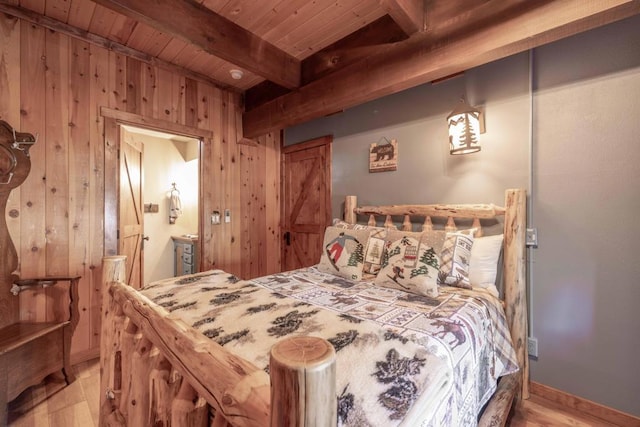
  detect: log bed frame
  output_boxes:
[100,188,528,427]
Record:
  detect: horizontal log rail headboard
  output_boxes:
[345,197,507,238]
[99,188,527,427]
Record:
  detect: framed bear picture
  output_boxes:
[369,138,398,172]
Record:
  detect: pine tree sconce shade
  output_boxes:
[447,98,484,155]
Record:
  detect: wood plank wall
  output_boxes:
[0,15,282,363]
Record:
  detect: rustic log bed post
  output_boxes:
[100,189,527,427]
[100,256,337,427]
[270,336,337,426]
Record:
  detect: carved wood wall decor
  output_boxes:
[0,120,35,328]
[369,138,398,173]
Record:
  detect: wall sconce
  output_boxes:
[447,98,484,155]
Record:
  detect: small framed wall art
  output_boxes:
[369,138,398,173]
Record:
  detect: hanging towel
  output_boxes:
[169,193,182,224]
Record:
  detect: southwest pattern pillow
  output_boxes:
[375,230,446,297]
[438,231,474,289]
[317,226,371,281]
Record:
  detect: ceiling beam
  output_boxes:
[243,0,640,138]
[379,0,425,35]
[0,3,239,92]
[245,15,407,111]
[300,15,408,85]
[93,0,301,89]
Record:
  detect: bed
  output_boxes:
[99,189,528,427]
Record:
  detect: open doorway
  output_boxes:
[102,108,212,289]
[122,125,200,284]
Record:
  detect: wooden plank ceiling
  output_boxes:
[2,0,640,137]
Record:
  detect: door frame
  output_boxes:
[101,107,212,275]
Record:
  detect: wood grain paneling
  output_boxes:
[19,21,47,323]
[44,29,70,325]
[8,0,639,130]
[2,19,282,362]
[88,43,109,354]
[68,38,91,356]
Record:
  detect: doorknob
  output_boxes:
[142,235,150,241]
[284,231,290,246]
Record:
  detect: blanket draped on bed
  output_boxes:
[141,267,518,426]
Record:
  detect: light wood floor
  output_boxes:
[8,359,620,426]
[8,359,100,427]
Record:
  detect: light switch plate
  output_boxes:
[211,211,221,224]
[526,227,538,247]
[528,336,539,357]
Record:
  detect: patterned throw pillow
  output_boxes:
[332,218,370,230]
[362,227,386,275]
[438,231,475,289]
[375,230,446,297]
[332,219,388,275]
[317,226,371,281]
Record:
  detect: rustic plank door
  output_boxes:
[118,129,144,289]
[281,135,332,271]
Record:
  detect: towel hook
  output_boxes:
[170,182,180,195]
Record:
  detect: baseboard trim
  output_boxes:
[530,382,640,427]
[71,348,100,366]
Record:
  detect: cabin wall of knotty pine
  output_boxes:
[0,15,282,363]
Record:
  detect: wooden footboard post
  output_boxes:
[100,255,127,426]
[270,336,337,426]
[503,189,529,400]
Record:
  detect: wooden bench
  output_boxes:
[0,276,80,424]
[0,121,83,424]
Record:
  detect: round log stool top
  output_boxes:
[270,336,335,370]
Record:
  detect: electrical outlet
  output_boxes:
[526,227,538,247]
[528,337,538,357]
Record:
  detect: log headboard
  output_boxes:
[343,188,529,400]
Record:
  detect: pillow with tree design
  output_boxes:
[375,230,446,297]
[332,219,388,276]
[317,226,371,281]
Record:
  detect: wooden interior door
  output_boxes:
[118,128,144,289]
[281,135,332,271]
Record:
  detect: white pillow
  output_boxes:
[469,234,503,289]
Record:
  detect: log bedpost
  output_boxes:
[503,189,528,400]
[344,195,357,224]
[100,255,127,426]
[102,255,127,284]
[269,336,337,426]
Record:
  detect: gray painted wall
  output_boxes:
[285,15,640,417]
